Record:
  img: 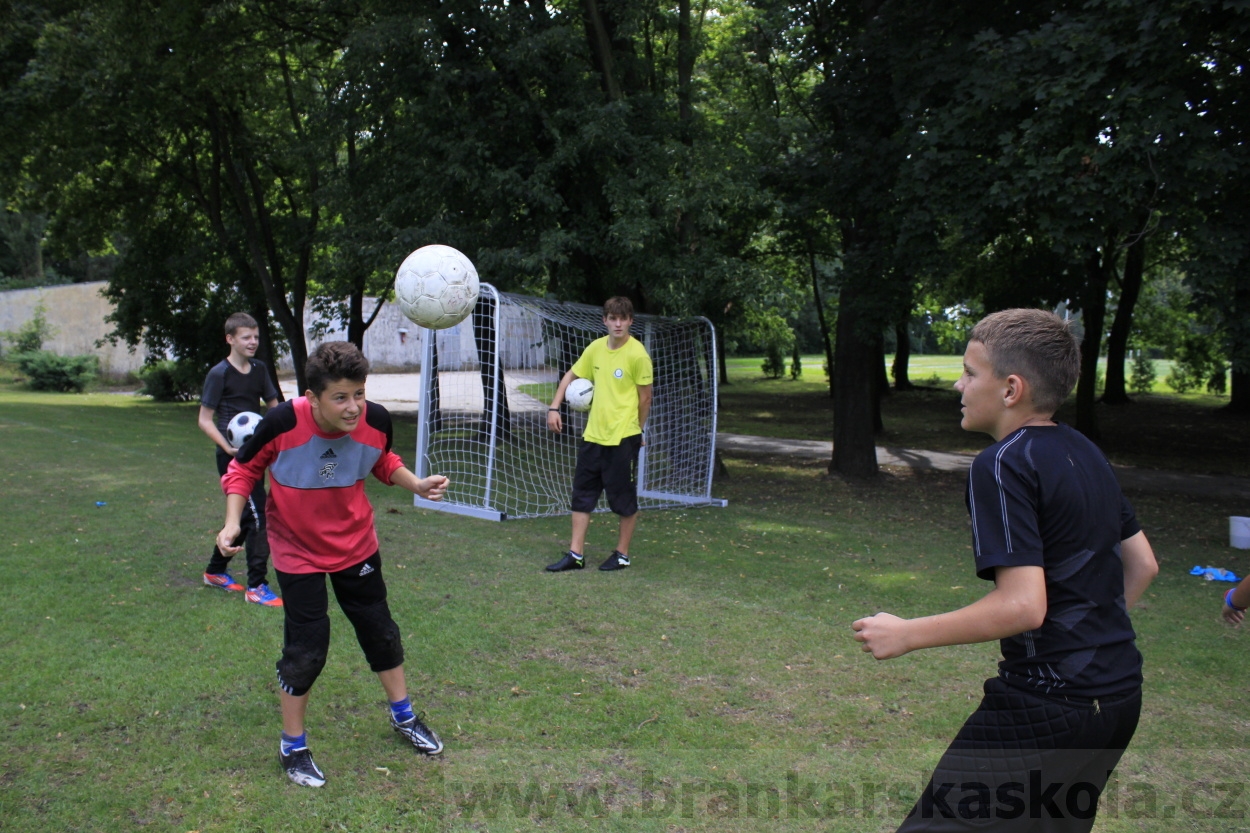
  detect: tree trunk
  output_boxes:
[809,250,835,399]
[716,325,730,386]
[474,293,511,441]
[1228,271,1250,414]
[831,281,879,478]
[874,333,886,432]
[582,0,621,101]
[1230,369,1250,414]
[1075,247,1111,440]
[892,320,914,390]
[1102,233,1146,405]
[252,303,284,401]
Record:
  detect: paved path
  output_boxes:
[716,433,1250,501]
[302,373,1250,501]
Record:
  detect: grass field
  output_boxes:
[1,377,1249,832]
[719,355,1250,479]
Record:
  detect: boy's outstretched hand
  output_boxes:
[852,612,912,660]
[418,475,449,501]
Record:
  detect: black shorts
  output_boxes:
[896,677,1141,832]
[570,435,642,516]
[273,551,404,697]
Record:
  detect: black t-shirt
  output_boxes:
[966,423,1143,697]
[201,359,280,433]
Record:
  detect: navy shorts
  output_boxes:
[896,677,1141,832]
[273,551,404,697]
[571,435,642,516]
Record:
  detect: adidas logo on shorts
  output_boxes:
[359,563,375,577]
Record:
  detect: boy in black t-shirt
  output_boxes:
[852,309,1159,832]
[198,312,282,606]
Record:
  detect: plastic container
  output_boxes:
[1232,516,1250,550]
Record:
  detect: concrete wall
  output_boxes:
[0,282,153,377]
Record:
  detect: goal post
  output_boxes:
[413,284,726,520]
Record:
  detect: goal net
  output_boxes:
[412,284,726,521]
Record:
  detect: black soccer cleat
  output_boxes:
[546,551,585,572]
[391,712,444,755]
[599,551,631,571]
[280,746,326,788]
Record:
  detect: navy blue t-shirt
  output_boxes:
[201,359,281,434]
[966,423,1143,698]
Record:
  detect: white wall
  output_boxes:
[0,283,153,377]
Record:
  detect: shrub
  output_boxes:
[138,359,203,402]
[13,350,98,392]
[1,302,55,355]
[789,344,802,380]
[1166,336,1227,395]
[1128,353,1156,395]
[761,339,786,379]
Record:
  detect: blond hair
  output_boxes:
[969,309,1080,414]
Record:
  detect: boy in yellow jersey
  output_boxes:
[545,296,653,572]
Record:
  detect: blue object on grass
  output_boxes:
[1190,565,1240,582]
[95,501,106,507]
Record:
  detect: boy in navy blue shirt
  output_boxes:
[853,308,1158,832]
[199,312,282,606]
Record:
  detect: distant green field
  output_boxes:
[726,354,1185,391]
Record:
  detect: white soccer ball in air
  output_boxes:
[226,411,264,449]
[566,378,594,412]
[394,244,480,330]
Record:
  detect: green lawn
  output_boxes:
[1,382,1248,831]
[719,355,1249,479]
[727,353,1184,390]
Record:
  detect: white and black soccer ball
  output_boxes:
[226,411,264,449]
[394,244,480,330]
[566,378,594,412]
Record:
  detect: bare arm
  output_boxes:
[852,565,1047,660]
[1120,530,1158,609]
[389,465,449,501]
[637,383,652,432]
[1224,575,1250,625]
[546,369,580,433]
[198,405,235,455]
[215,493,248,554]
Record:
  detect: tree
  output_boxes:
[911,0,1250,434]
[8,0,371,390]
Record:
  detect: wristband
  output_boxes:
[1226,588,1246,612]
[548,408,559,411]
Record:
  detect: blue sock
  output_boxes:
[281,732,306,754]
[390,697,414,723]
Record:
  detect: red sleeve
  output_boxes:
[222,443,272,496]
[372,449,406,485]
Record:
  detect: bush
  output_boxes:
[1166,336,1227,395]
[761,339,786,379]
[1128,353,1156,395]
[1,302,55,356]
[13,350,98,392]
[789,344,802,380]
[138,360,203,402]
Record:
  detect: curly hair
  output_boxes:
[305,342,370,395]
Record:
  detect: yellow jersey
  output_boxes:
[571,335,653,446]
